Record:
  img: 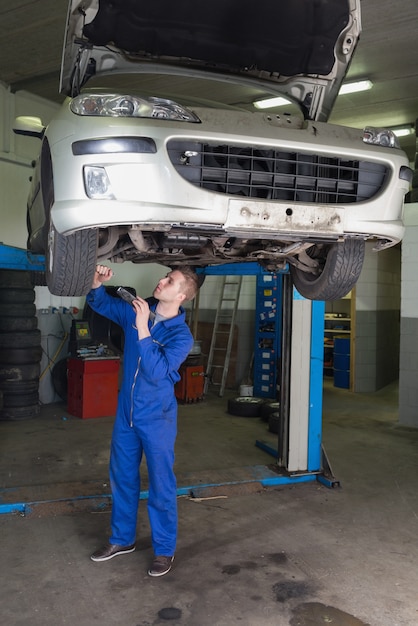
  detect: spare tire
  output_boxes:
[0,404,40,421]
[0,288,36,304]
[0,303,36,318]
[0,363,40,382]
[0,269,33,289]
[0,346,42,365]
[0,379,39,394]
[0,329,41,348]
[260,401,280,422]
[51,358,68,401]
[268,411,281,434]
[2,391,39,407]
[0,316,38,332]
[227,396,265,417]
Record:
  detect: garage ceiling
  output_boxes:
[1,0,417,159]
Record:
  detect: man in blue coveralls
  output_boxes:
[88,264,199,577]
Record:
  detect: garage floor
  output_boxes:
[1,381,418,626]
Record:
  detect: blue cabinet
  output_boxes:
[253,274,283,398]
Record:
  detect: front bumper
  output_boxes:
[47,109,409,247]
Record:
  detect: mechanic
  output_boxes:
[88,264,199,577]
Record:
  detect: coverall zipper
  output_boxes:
[130,358,140,427]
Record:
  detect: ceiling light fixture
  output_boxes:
[253,96,292,109]
[338,79,373,95]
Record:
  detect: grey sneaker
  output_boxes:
[91,542,136,562]
[148,555,174,577]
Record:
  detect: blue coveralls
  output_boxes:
[86,286,194,556]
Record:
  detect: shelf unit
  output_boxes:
[324,313,351,388]
[253,273,283,398]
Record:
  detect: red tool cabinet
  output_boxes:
[175,364,204,403]
[67,357,120,418]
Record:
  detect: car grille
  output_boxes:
[167,141,388,203]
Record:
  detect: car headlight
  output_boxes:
[362,127,401,149]
[71,94,201,122]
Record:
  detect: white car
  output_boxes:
[15,0,412,298]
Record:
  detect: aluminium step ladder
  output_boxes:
[205,275,243,396]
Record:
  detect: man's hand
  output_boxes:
[92,265,113,289]
[132,297,151,340]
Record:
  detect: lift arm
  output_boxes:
[0,243,45,271]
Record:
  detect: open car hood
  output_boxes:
[60,0,361,121]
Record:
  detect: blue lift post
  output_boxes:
[197,262,338,488]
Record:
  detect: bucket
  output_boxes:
[239,384,253,397]
[189,340,202,355]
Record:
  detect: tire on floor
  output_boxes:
[227,396,265,417]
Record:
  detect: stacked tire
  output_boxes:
[0,270,41,420]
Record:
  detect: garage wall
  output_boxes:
[399,203,418,427]
[354,242,401,392]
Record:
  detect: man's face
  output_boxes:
[153,271,185,303]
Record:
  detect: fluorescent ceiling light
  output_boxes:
[253,96,292,109]
[338,79,373,95]
[391,127,413,138]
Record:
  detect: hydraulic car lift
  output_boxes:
[199,263,338,489]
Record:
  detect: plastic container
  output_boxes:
[334,369,350,389]
[239,384,253,397]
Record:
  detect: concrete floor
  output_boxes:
[1,381,418,626]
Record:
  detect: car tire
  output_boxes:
[51,358,68,401]
[0,363,40,382]
[260,401,280,422]
[46,219,98,296]
[0,329,41,349]
[30,271,47,287]
[0,346,42,365]
[227,396,265,417]
[0,404,40,421]
[0,315,38,332]
[0,379,39,394]
[0,269,34,289]
[268,411,281,434]
[0,271,41,420]
[0,288,35,304]
[290,238,365,301]
[0,303,37,318]
[2,391,39,408]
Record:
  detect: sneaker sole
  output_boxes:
[91,546,136,562]
[148,557,174,577]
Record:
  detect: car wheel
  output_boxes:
[227,396,265,417]
[290,238,365,301]
[46,219,98,296]
[268,411,281,434]
[260,401,280,422]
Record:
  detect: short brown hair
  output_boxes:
[176,266,200,301]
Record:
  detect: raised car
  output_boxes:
[14,0,412,298]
